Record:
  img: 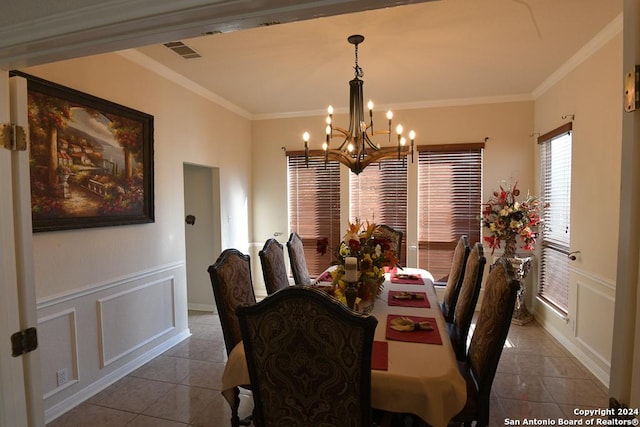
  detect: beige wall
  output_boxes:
[533,32,623,385]
[23,53,252,300]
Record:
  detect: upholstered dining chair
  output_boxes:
[258,238,290,295]
[286,232,312,285]
[447,242,486,360]
[449,256,520,427]
[236,286,378,427]
[207,248,256,427]
[440,235,471,323]
[373,224,404,265]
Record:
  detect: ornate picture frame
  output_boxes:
[12,71,155,232]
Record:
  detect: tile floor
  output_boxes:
[46,311,610,427]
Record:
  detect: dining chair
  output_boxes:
[447,242,486,360]
[207,248,256,427]
[449,256,520,427]
[236,286,378,427]
[258,238,290,295]
[286,232,312,285]
[440,235,471,323]
[373,224,404,265]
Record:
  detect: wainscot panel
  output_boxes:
[37,262,189,424]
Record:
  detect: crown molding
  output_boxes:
[532,13,623,99]
[117,49,252,119]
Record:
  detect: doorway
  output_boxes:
[183,164,221,312]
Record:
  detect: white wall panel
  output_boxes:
[97,278,175,367]
[38,309,79,398]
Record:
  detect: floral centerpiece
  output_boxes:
[481,181,544,257]
[317,219,398,313]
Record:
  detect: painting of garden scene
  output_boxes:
[18,73,154,232]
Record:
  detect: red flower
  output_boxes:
[348,238,361,252]
[316,237,329,255]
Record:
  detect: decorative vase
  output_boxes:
[345,282,358,310]
[502,234,518,258]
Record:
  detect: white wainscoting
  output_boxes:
[533,265,614,387]
[37,262,190,424]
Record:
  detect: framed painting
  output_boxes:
[11,71,154,232]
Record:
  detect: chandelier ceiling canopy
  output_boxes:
[304,34,415,175]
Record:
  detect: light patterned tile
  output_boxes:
[141,384,218,423]
[129,355,192,383]
[543,377,609,407]
[89,377,174,413]
[493,373,555,402]
[45,403,136,427]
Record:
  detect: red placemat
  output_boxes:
[315,271,333,282]
[384,266,397,274]
[372,341,388,371]
[388,290,430,308]
[390,273,424,284]
[385,315,442,345]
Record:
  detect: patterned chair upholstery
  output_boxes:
[373,224,404,265]
[440,235,471,323]
[447,243,486,360]
[450,256,520,427]
[259,238,290,295]
[207,248,256,427]
[236,286,378,427]
[286,232,312,285]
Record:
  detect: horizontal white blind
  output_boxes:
[417,144,483,282]
[287,154,341,276]
[538,124,572,313]
[350,158,408,265]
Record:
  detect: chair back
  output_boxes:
[450,242,486,360]
[286,232,312,285]
[466,257,519,420]
[236,286,378,427]
[373,224,404,265]
[207,248,256,356]
[441,235,471,322]
[259,238,290,295]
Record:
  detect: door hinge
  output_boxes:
[11,327,38,357]
[0,123,27,151]
[624,65,640,113]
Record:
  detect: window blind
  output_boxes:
[417,144,483,283]
[350,158,408,265]
[538,124,572,314]
[287,153,341,277]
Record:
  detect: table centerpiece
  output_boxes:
[317,219,399,313]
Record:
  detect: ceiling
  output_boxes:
[0,0,622,119]
[131,0,622,119]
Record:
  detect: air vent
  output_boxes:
[163,41,201,59]
[260,21,281,27]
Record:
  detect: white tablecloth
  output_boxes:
[221,268,466,427]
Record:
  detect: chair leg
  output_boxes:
[230,387,240,427]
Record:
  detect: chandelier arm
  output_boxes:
[357,146,411,168]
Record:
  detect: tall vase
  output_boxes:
[501,234,533,325]
[502,234,518,258]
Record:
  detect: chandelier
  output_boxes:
[303,34,415,175]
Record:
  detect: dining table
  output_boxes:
[220,267,467,427]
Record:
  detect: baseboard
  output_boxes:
[44,329,191,423]
[187,302,216,312]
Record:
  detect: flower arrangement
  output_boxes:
[481,181,543,255]
[317,219,398,311]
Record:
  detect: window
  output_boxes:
[417,144,484,283]
[287,152,341,277]
[350,158,407,265]
[538,123,572,314]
